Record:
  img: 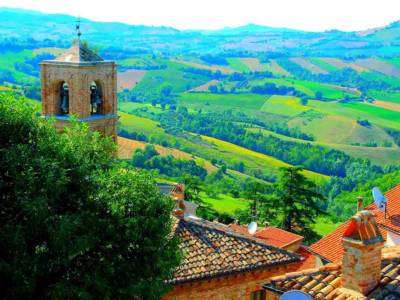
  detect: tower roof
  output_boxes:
[53,42,104,63]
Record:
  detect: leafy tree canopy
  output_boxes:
[0,94,181,299]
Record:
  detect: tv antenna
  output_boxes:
[247,197,258,235]
[372,187,388,218]
[280,290,312,300]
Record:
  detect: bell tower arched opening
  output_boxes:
[90,81,103,115]
[40,34,117,140]
[59,82,69,115]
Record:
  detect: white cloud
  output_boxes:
[0,0,399,31]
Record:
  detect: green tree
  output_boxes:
[181,175,203,205]
[272,167,325,243]
[160,84,173,98]
[208,85,218,93]
[300,96,309,105]
[143,144,158,159]
[0,94,181,299]
[131,149,146,168]
[243,181,272,223]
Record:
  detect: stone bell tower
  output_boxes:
[40,21,118,140]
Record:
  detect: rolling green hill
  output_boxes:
[3,8,400,234]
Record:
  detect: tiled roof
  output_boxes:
[254,227,304,248]
[52,42,104,63]
[171,218,301,284]
[264,251,400,300]
[228,224,304,248]
[292,246,318,271]
[369,184,400,234]
[264,264,343,299]
[370,256,400,299]
[310,184,400,263]
[228,224,316,271]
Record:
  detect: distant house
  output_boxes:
[162,193,302,300]
[229,224,318,271]
[309,184,400,264]
[263,210,400,299]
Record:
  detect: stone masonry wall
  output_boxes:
[342,240,384,295]
[264,290,280,300]
[40,61,117,140]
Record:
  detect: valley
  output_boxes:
[2,8,400,235]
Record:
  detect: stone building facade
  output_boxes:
[166,265,293,300]
[40,42,118,140]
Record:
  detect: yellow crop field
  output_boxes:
[201,135,329,182]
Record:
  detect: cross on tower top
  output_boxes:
[76,17,82,41]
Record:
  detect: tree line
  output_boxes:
[130,144,208,180]
[158,110,380,177]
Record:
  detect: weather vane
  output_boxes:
[76,17,82,41]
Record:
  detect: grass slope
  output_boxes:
[201,135,329,182]
[203,193,249,214]
[261,95,309,117]
[249,123,400,166]
[179,93,267,111]
[226,58,251,72]
[307,100,400,130]
[117,136,217,173]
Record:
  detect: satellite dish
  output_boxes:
[248,221,257,235]
[280,290,312,300]
[372,187,387,213]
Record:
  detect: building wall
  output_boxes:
[282,241,301,252]
[264,290,280,300]
[164,265,290,300]
[53,116,117,138]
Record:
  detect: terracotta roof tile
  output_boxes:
[310,184,400,263]
[264,257,400,300]
[227,223,249,235]
[228,224,316,271]
[171,218,301,284]
[52,43,104,63]
[254,227,304,248]
[291,246,318,271]
[228,224,304,248]
[367,184,400,235]
[265,248,400,299]
[265,263,342,299]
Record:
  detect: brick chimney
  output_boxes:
[341,210,384,295]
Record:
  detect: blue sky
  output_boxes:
[0,0,399,31]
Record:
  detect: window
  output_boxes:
[250,290,265,300]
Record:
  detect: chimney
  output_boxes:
[341,210,384,295]
[357,196,363,211]
[172,184,185,219]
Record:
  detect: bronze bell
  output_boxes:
[60,86,69,114]
[95,92,102,105]
[60,97,68,114]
